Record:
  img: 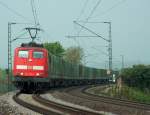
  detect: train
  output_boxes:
[13,42,110,92]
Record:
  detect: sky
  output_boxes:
[0,0,150,69]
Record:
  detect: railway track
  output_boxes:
[13,85,150,115]
[49,85,150,115]
[13,92,61,115]
[33,94,102,115]
[64,86,150,111]
[13,91,103,115]
[83,86,150,111]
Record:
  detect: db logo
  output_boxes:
[28,66,33,69]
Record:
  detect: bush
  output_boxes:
[108,85,150,104]
[120,64,150,91]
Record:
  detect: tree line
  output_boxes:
[43,42,84,64]
[120,64,150,92]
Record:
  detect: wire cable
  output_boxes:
[73,0,103,49]
[91,0,127,18]
[76,0,102,35]
[31,0,39,26]
[87,0,102,19]
[71,0,89,47]
[16,31,28,38]
[0,1,32,22]
[76,0,89,21]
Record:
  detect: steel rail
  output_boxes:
[33,94,102,115]
[64,86,150,111]
[83,86,150,111]
[13,92,62,115]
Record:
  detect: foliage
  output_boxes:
[108,85,150,104]
[43,42,65,57]
[120,64,150,91]
[0,68,16,94]
[0,69,7,81]
[63,46,84,64]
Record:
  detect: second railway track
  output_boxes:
[50,85,150,115]
[83,86,150,111]
[63,86,150,111]
[13,91,103,115]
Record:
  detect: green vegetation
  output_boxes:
[120,64,150,92]
[0,69,15,94]
[0,69,6,80]
[44,42,84,64]
[103,64,150,104]
[108,85,150,104]
[63,46,84,64]
[44,42,65,57]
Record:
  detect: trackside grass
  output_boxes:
[107,85,150,104]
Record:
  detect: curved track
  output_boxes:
[83,86,150,111]
[13,92,61,115]
[50,85,150,115]
[63,86,150,111]
[13,85,150,115]
[13,91,102,115]
[33,94,101,115]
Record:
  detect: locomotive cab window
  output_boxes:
[18,50,29,58]
[33,51,43,58]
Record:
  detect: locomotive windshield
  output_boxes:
[33,51,43,58]
[18,50,28,58]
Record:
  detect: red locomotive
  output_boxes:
[13,43,51,91]
[13,47,49,78]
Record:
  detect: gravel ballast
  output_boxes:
[0,91,41,115]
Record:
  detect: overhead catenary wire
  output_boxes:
[76,0,102,35]
[91,0,127,18]
[86,0,102,19]
[68,0,101,48]
[69,0,89,47]
[31,0,39,26]
[72,0,102,50]
[92,46,108,56]
[76,0,89,21]
[14,31,29,39]
[74,21,108,42]
[12,29,28,40]
[0,1,32,23]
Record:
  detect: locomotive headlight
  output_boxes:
[20,72,24,75]
[36,73,40,76]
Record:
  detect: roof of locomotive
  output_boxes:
[15,42,48,52]
[15,46,48,53]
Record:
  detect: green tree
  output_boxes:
[63,46,84,64]
[120,64,150,91]
[43,42,65,57]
